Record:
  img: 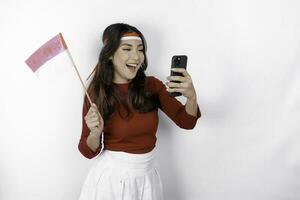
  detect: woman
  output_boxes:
[78,23,201,200]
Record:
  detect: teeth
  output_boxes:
[127,64,138,67]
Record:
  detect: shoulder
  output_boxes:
[145,76,165,92]
[145,76,164,85]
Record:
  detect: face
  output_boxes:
[111,39,145,83]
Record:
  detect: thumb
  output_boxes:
[92,103,101,116]
[91,103,98,111]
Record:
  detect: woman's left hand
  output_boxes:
[166,68,197,100]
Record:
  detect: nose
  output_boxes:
[130,49,140,61]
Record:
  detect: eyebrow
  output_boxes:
[121,43,144,47]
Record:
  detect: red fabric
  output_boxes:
[78,76,201,159]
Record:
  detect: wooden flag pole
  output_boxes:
[66,49,93,106]
[58,33,93,106]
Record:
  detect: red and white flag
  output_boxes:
[25,32,92,105]
[25,33,68,72]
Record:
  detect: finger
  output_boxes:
[88,103,103,122]
[88,121,100,128]
[166,88,185,93]
[86,117,99,124]
[182,70,190,77]
[167,75,186,82]
[90,107,98,114]
[89,107,100,115]
[92,105,102,117]
[86,112,99,121]
[94,111,102,123]
[86,114,100,121]
[98,115,104,123]
[90,126,100,133]
[88,114,103,124]
[87,108,96,116]
[86,120,97,128]
[90,126,97,130]
[167,82,182,88]
[91,103,99,111]
[171,68,190,77]
[171,68,186,73]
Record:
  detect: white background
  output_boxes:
[1,0,300,199]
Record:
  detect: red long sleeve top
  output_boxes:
[78,76,201,159]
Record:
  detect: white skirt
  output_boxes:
[79,148,164,200]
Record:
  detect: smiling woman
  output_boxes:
[78,23,201,200]
[111,33,145,83]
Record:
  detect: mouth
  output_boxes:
[126,63,139,72]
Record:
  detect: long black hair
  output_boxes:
[86,23,159,123]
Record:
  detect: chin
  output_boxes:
[127,74,137,80]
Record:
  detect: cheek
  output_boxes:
[119,52,129,60]
[113,53,129,66]
[140,53,145,62]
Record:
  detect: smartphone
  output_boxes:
[168,55,188,97]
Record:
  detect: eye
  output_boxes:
[123,48,131,51]
[139,49,144,52]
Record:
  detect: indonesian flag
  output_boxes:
[25,33,68,72]
[25,32,93,105]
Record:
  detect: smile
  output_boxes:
[126,63,138,70]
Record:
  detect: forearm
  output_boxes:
[185,96,198,117]
[86,131,102,152]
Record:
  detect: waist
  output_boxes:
[101,148,156,171]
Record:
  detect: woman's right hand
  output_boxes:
[84,103,104,135]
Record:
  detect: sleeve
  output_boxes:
[150,76,201,129]
[78,95,102,159]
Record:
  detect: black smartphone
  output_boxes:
[168,55,188,97]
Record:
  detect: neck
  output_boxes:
[112,79,131,84]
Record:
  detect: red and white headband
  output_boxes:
[120,32,142,41]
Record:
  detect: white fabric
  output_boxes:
[79,149,164,200]
[120,36,142,41]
